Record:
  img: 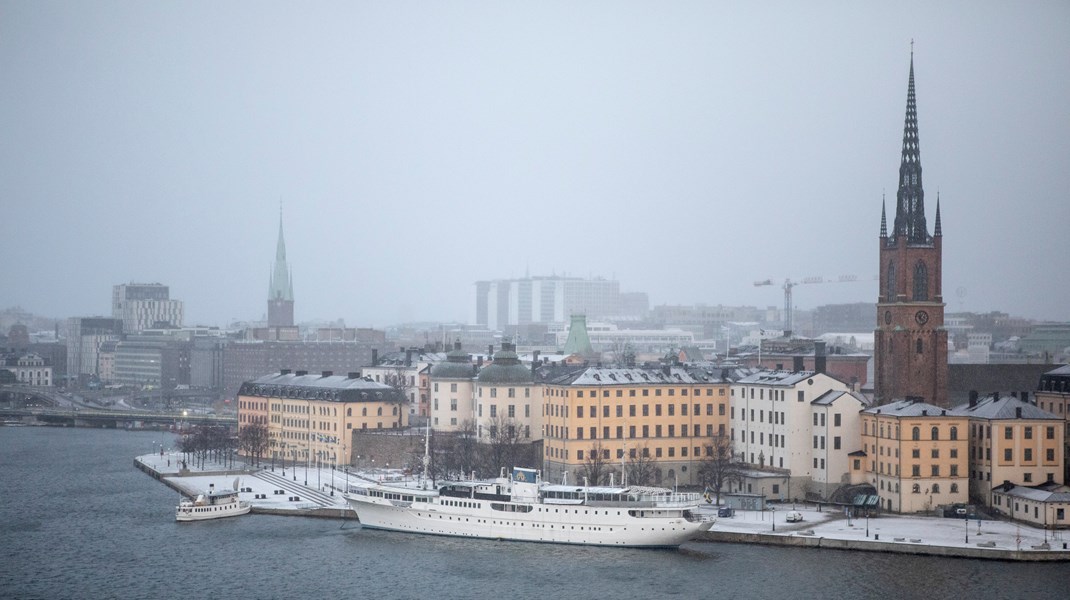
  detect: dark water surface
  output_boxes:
[1,427,1066,599]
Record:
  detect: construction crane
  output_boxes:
[754,275,864,337]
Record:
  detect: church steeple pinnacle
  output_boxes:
[880,193,888,238]
[269,208,293,303]
[934,191,942,237]
[892,48,929,245]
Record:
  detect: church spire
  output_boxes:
[269,209,293,302]
[892,48,929,244]
[880,193,888,238]
[934,191,942,237]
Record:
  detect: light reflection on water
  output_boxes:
[1,427,1066,600]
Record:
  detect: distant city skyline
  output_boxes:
[1,3,1067,327]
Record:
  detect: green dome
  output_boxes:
[477,341,533,384]
[431,341,475,379]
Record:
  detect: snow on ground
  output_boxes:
[696,502,1069,552]
[138,452,1069,552]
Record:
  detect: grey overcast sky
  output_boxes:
[2,1,1068,328]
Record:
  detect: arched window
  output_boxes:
[912,426,920,441]
[346,407,352,417]
[913,261,928,301]
[887,263,897,301]
[951,483,959,493]
[932,483,941,494]
[916,339,924,354]
[912,483,920,494]
[931,426,939,440]
[377,406,383,416]
[950,426,958,441]
[362,407,367,416]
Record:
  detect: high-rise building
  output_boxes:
[112,283,183,332]
[268,213,295,327]
[473,275,634,330]
[874,53,948,407]
[66,317,123,380]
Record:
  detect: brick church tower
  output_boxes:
[267,211,295,327]
[874,53,948,407]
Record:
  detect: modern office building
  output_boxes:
[112,283,184,332]
[474,275,639,330]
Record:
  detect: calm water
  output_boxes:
[0,427,1066,600]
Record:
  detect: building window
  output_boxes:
[912,427,920,441]
[913,261,928,301]
[950,426,958,441]
[834,436,841,450]
[931,426,939,440]
[912,465,920,477]
[1004,448,1012,461]
[951,483,959,493]
[1024,427,1033,440]
[1004,426,1013,439]
[912,483,920,494]
[1024,448,1033,461]
[932,483,941,494]
[916,339,923,354]
[1047,426,1056,440]
[886,263,896,301]
[950,465,958,477]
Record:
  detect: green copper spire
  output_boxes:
[269,209,293,302]
[562,314,595,358]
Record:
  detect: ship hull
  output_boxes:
[346,494,711,548]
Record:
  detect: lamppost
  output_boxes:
[281,443,287,477]
[965,509,969,544]
[292,449,297,482]
[771,505,776,532]
[865,508,870,538]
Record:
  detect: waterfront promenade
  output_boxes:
[135,451,1070,560]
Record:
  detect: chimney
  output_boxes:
[477,356,484,367]
[969,390,978,408]
[1011,391,1018,399]
[296,370,308,376]
[347,372,360,379]
[405,349,413,367]
[792,356,804,372]
[371,349,379,366]
[1015,406,1022,418]
[488,344,494,358]
[280,368,291,375]
[814,341,827,375]
[321,370,333,377]
[1022,391,1030,403]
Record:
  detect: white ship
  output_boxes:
[345,467,715,548]
[175,483,251,522]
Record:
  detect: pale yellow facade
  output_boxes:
[861,400,968,513]
[542,367,731,486]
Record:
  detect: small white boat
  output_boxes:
[175,483,251,522]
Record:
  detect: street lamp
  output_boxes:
[965,509,969,544]
[771,505,776,532]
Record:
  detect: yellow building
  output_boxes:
[1035,365,1070,485]
[954,393,1064,504]
[237,370,407,468]
[542,366,731,486]
[861,399,968,513]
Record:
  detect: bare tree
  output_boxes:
[238,422,270,467]
[483,413,532,476]
[698,434,744,504]
[581,441,613,486]
[625,444,656,487]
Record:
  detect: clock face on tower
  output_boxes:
[915,310,929,326]
[884,311,892,325]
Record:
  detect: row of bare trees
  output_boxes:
[178,425,238,470]
[579,434,744,501]
[410,416,538,482]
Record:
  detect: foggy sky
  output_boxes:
[2,2,1068,329]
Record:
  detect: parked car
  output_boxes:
[784,510,803,523]
[717,507,734,518]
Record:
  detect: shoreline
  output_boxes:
[134,454,1069,561]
